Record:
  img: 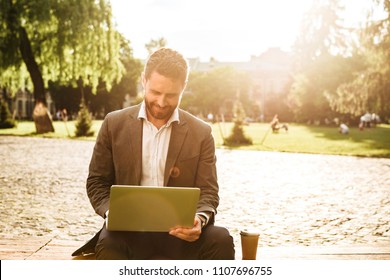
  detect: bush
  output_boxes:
[223,100,252,146]
[75,101,94,137]
[0,100,16,129]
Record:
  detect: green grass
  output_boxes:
[1,120,389,158]
[0,120,102,141]
[212,122,390,158]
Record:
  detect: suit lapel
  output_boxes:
[127,105,143,185]
[164,112,188,186]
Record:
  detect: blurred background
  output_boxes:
[1,0,389,132]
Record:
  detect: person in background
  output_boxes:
[339,123,349,134]
[270,114,288,132]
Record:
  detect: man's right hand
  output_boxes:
[169,216,202,242]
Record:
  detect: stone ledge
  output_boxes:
[1,238,389,260]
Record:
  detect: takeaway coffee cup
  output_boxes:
[240,230,260,260]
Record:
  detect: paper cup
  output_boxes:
[240,230,260,260]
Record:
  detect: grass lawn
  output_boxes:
[212,122,390,158]
[0,120,101,141]
[1,120,389,158]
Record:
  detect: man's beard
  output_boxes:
[145,100,175,121]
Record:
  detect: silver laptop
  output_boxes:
[106,185,200,232]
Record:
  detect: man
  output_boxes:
[72,48,235,259]
[339,123,349,134]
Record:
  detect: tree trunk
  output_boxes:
[18,26,54,133]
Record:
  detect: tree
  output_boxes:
[104,36,142,109]
[293,0,347,69]
[326,0,390,121]
[223,99,252,146]
[288,0,351,123]
[183,66,252,120]
[0,98,16,128]
[48,37,142,120]
[145,37,167,55]
[75,100,94,137]
[89,34,143,117]
[290,0,390,124]
[289,53,365,123]
[0,0,123,133]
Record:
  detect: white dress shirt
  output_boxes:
[138,101,179,186]
[137,102,210,227]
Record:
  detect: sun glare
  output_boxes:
[110,0,378,61]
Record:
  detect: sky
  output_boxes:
[110,0,382,62]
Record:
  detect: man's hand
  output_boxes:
[169,216,202,242]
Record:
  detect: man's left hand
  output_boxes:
[169,216,202,242]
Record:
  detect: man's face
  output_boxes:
[142,71,186,125]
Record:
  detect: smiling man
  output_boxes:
[73,48,235,260]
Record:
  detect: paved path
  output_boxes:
[1,136,389,250]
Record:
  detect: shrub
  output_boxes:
[223,100,252,146]
[75,101,94,137]
[0,99,16,129]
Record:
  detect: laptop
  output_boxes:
[106,185,200,232]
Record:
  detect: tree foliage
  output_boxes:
[0,0,124,102]
[289,0,390,123]
[293,0,347,69]
[48,34,142,119]
[326,0,390,119]
[145,37,167,56]
[288,0,364,123]
[88,34,142,117]
[223,99,252,146]
[289,53,366,122]
[182,66,252,120]
[107,35,142,104]
[75,99,94,137]
[0,98,16,128]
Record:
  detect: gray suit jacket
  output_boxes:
[73,104,219,256]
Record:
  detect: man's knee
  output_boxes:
[95,230,129,260]
[201,225,235,259]
[205,226,233,243]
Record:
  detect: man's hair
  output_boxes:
[144,48,189,85]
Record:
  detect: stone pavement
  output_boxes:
[1,136,389,250]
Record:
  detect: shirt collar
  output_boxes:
[138,101,180,127]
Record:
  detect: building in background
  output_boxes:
[10,90,55,120]
[188,47,292,120]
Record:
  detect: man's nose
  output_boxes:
[156,95,167,107]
